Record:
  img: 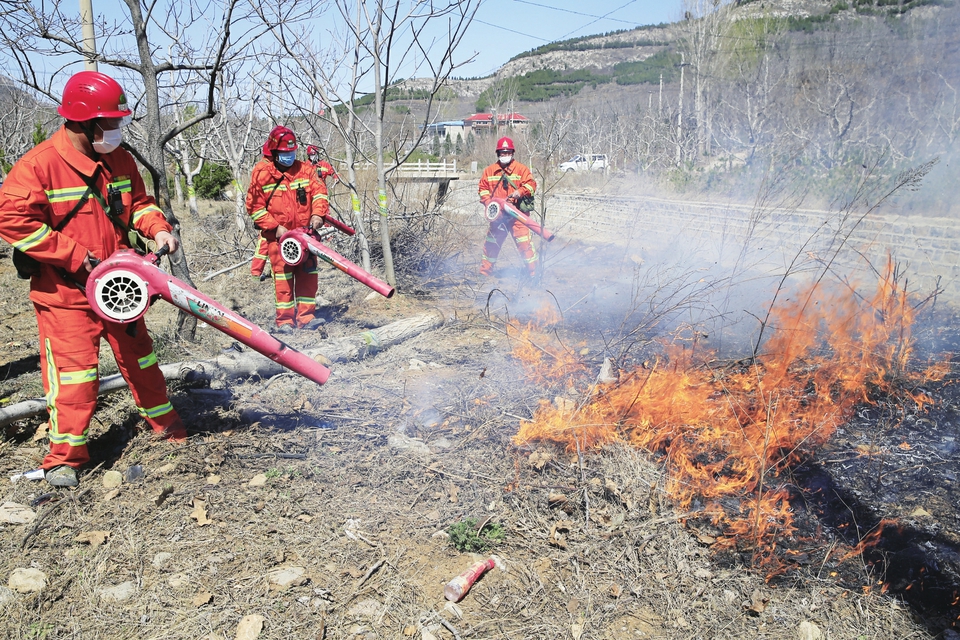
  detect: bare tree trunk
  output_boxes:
[372,11,397,287]
[0,311,445,428]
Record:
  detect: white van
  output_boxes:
[559,154,608,172]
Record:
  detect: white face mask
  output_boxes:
[498,154,513,165]
[93,126,122,154]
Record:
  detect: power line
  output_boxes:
[474,18,551,43]
[511,0,643,27]
[558,0,640,41]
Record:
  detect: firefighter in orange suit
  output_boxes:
[246,126,329,333]
[249,144,338,281]
[0,71,187,488]
[306,145,340,184]
[478,136,538,277]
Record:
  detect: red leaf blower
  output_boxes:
[279,228,395,299]
[85,248,331,385]
[485,197,555,242]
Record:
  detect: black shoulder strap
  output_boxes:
[263,175,285,211]
[73,163,132,235]
[53,164,100,232]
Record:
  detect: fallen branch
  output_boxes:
[0,310,445,427]
[202,257,253,282]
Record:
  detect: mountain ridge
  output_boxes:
[414,0,945,105]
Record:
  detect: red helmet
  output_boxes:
[58,71,132,122]
[496,137,515,154]
[306,145,320,163]
[262,125,298,157]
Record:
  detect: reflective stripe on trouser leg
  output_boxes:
[35,305,102,469]
[104,316,184,435]
[268,241,297,327]
[250,236,269,278]
[511,220,539,275]
[481,219,510,274]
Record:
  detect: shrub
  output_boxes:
[446,518,506,553]
[195,162,233,200]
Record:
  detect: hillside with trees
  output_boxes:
[400,0,959,214]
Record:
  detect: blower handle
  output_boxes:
[150,244,171,265]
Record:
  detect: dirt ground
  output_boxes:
[0,185,955,640]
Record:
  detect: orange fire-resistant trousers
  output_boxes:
[481,216,538,276]
[266,239,319,327]
[250,235,269,279]
[36,304,185,470]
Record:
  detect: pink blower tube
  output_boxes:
[279,228,395,299]
[85,248,330,385]
[484,197,555,241]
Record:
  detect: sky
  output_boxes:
[453,0,685,79]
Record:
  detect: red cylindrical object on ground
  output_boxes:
[86,250,330,385]
[443,557,496,602]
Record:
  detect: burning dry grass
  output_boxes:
[510,263,947,566]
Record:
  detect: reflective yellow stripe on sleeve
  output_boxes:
[13,224,52,252]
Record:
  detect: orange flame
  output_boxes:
[512,261,944,562]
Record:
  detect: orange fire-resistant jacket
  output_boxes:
[0,126,172,309]
[246,159,329,237]
[478,159,536,205]
[316,160,339,183]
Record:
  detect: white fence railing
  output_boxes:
[394,160,458,178]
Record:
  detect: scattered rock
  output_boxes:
[8,568,46,593]
[408,359,427,370]
[75,531,110,548]
[168,573,191,589]
[248,474,267,487]
[124,465,145,483]
[157,463,176,474]
[387,433,430,454]
[102,470,123,489]
[0,502,36,525]
[266,566,307,590]
[207,475,221,485]
[0,586,15,605]
[799,620,824,640]
[235,614,265,640]
[429,437,453,450]
[97,580,136,602]
[103,488,120,501]
[152,552,173,569]
[347,598,381,619]
[598,357,617,384]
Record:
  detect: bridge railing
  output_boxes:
[393,159,458,178]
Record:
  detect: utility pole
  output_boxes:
[658,72,663,115]
[79,0,98,70]
[676,54,688,167]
